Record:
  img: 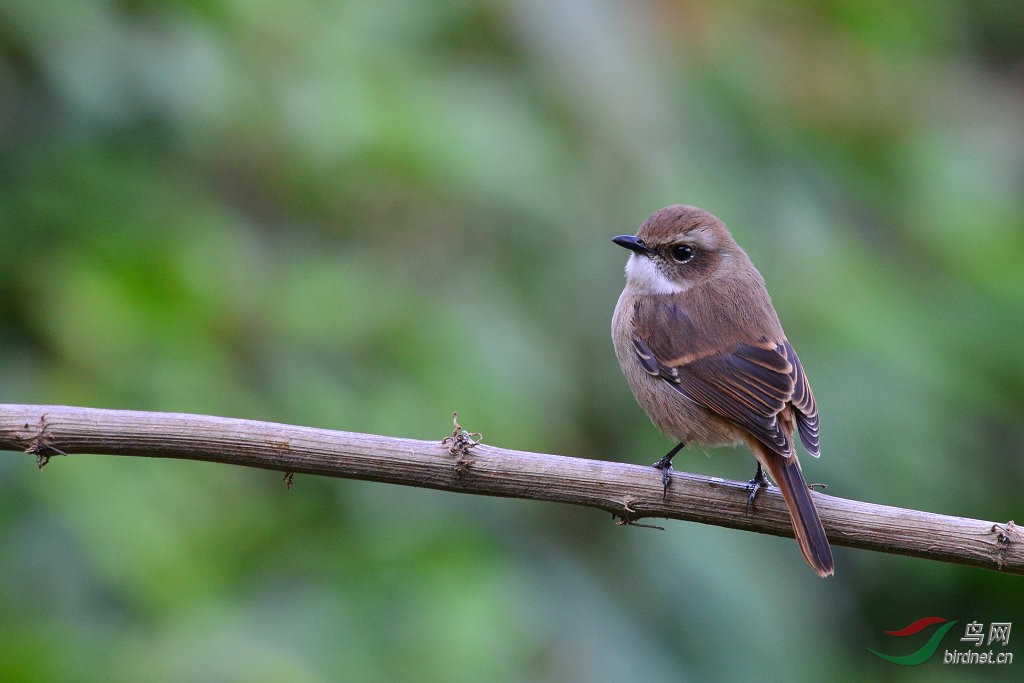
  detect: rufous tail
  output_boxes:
[759,449,834,577]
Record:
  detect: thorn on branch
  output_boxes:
[992,520,1020,547]
[441,412,482,456]
[441,412,482,483]
[612,499,665,531]
[990,520,1020,570]
[25,413,67,469]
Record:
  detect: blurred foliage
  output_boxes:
[1,0,1022,681]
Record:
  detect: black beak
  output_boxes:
[612,235,652,255]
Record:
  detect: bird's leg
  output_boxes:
[745,462,770,513]
[652,442,685,496]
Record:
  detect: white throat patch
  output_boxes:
[624,254,684,294]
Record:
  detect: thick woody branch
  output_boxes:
[1,404,1020,575]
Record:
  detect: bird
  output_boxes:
[611,204,834,577]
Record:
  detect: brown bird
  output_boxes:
[611,204,833,577]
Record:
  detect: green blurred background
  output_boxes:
[1,1,1022,680]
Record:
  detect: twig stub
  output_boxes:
[25,413,67,469]
[441,411,482,457]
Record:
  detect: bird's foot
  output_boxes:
[745,463,770,513]
[652,442,685,498]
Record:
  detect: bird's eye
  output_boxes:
[670,244,694,263]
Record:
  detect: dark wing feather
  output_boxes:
[632,335,795,457]
[630,299,814,458]
[674,343,794,457]
[783,340,820,456]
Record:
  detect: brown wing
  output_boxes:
[783,340,820,457]
[631,299,819,458]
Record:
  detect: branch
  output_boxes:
[1,404,1020,575]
